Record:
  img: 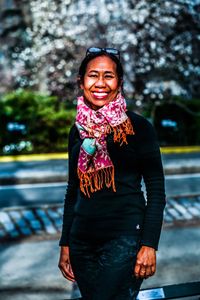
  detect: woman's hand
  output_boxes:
[58,246,76,282]
[134,245,156,279]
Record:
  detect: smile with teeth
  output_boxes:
[92,92,109,99]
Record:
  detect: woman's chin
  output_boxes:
[84,98,109,110]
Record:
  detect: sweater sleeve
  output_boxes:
[135,116,166,250]
[59,125,79,246]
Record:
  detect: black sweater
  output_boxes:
[59,111,166,250]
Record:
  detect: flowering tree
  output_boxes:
[0,0,200,106]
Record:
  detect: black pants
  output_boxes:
[69,235,143,300]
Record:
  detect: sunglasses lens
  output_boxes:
[86,47,120,58]
[105,49,119,55]
[87,47,101,54]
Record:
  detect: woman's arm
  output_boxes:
[59,125,79,246]
[58,246,75,282]
[59,125,79,281]
[136,117,166,250]
[134,116,166,278]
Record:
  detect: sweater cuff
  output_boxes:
[140,240,158,251]
[140,223,163,251]
[59,236,70,247]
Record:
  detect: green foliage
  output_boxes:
[0,89,76,154]
[151,96,200,146]
[172,96,200,145]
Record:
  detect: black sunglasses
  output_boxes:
[86,47,120,59]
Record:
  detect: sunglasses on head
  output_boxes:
[86,47,120,59]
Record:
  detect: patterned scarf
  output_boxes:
[75,93,135,197]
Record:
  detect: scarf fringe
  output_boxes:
[78,167,116,198]
[111,117,135,146]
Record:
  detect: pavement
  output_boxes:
[0,194,200,243]
[0,151,200,243]
[0,151,200,299]
[0,152,200,185]
[0,226,200,300]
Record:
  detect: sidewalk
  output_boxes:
[161,152,200,175]
[0,226,200,299]
[0,193,200,244]
[0,151,200,185]
[1,151,200,244]
[0,151,200,299]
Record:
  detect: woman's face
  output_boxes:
[80,55,120,110]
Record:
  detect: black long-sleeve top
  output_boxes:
[59,111,166,250]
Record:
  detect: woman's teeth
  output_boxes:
[93,92,108,97]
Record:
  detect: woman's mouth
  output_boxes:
[92,92,109,99]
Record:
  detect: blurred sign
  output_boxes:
[7,122,26,133]
[161,119,177,128]
[137,288,165,300]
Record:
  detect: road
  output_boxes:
[0,182,66,208]
[0,173,200,208]
[0,155,199,299]
[0,226,199,299]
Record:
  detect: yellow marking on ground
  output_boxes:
[0,146,199,162]
[0,153,68,162]
[160,146,200,154]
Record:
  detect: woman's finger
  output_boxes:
[144,266,151,277]
[59,263,76,282]
[68,262,74,274]
[151,264,156,275]
[134,262,141,279]
[61,269,75,282]
[139,268,146,278]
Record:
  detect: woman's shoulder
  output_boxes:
[69,123,78,135]
[68,124,80,144]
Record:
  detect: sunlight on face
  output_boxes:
[81,55,120,110]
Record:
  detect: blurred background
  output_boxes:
[0,0,200,154]
[0,1,200,299]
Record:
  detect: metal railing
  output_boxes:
[65,281,200,300]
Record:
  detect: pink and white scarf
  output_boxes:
[75,93,135,197]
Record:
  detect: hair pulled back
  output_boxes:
[77,52,124,88]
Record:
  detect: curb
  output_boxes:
[163,166,200,175]
[1,166,200,185]
[0,194,200,243]
[0,175,67,185]
[0,148,200,185]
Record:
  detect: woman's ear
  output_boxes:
[77,76,84,89]
[118,79,123,92]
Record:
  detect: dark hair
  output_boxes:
[77,52,124,88]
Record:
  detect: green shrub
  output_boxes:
[0,89,76,154]
[149,96,200,146]
[172,96,200,145]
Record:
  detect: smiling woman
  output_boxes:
[58,47,166,300]
[80,55,120,109]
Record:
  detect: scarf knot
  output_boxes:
[75,93,135,198]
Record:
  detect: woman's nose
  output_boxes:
[95,76,106,87]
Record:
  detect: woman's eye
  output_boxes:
[89,74,97,77]
[105,75,114,79]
